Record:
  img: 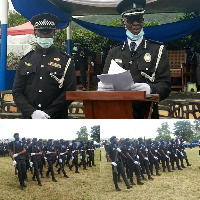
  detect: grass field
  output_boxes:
[0,148,200,200]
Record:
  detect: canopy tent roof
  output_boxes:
[48,0,200,15]
[0,22,34,36]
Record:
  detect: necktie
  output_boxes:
[130,42,136,53]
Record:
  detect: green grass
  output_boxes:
[1,148,200,200]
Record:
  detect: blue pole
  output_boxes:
[66,21,72,55]
[0,0,8,90]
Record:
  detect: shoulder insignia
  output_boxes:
[147,39,163,45]
[54,58,60,61]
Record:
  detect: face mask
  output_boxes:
[34,142,37,145]
[126,29,144,41]
[113,141,118,145]
[36,37,54,49]
[15,138,19,142]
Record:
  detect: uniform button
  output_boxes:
[39,90,42,93]
[40,77,43,79]
[41,65,44,68]
[38,104,41,107]
[146,68,148,70]
[54,72,57,75]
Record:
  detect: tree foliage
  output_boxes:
[173,120,195,142]
[8,11,28,28]
[155,122,172,141]
[76,126,89,142]
[90,125,100,143]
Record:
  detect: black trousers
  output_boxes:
[46,159,55,179]
[80,155,86,169]
[128,163,141,183]
[32,160,41,182]
[112,162,129,189]
[149,158,159,174]
[16,159,27,185]
[140,159,151,177]
[71,157,78,171]
[58,157,67,176]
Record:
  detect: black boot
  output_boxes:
[148,176,154,180]
[167,166,173,172]
[186,159,191,166]
[137,179,144,185]
[52,177,57,182]
[115,187,121,191]
[38,181,42,186]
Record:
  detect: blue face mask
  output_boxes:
[34,142,37,145]
[36,37,54,49]
[126,29,144,41]
[113,141,118,145]
[15,138,19,142]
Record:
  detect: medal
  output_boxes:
[144,53,151,62]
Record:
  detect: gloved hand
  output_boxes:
[87,154,89,158]
[154,156,158,160]
[167,151,170,154]
[44,157,47,161]
[31,110,51,119]
[13,160,17,166]
[97,81,114,91]
[31,153,35,156]
[72,151,75,154]
[91,62,94,66]
[175,154,177,157]
[13,153,18,158]
[134,161,139,165]
[137,155,139,159]
[59,159,62,163]
[72,156,74,160]
[155,150,158,153]
[165,155,169,159]
[80,156,82,160]
[30,161,33,167]
[131,83,151,94]
[145,148,148,152]
[116,148,121,152]
[111,162,117,167]
[144,157,148,161]
[46,151,51,155]
[181,152,184,157]
[65,155,67,158]
[56,156,58,159]
[60,153,64,156]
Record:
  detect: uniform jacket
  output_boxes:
[12,46,76,119]
[103,38,171,118]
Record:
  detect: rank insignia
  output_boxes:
[54,58,60,61]
[48,62,61,68]
[25,62,32,67]
[144,53,151,63]
[115,59,122,64]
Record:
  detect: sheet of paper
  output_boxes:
[108,59,126,74]
[97,71,134,91]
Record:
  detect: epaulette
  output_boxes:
[109,42,124,50]
[20,50,34,60]
[147,39,163,45]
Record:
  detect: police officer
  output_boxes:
[9,133,27,190]
[65,140,72,170]
[57,139,69,178]
[78,141,88,170]
[38,139,45,178]
[28,138,42,186]
[175,139,186,169]
[106,136,132,191]
[22,137,30,181]
[180,138,191,166]
[44,139,57,182]
[70,140,80,173]
[136,138,153,180]
[101,0,171,119]
[12,13,76,119]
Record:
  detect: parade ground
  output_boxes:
[0,148,200,200]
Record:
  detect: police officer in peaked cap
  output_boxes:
[101,0,171,119]
[13,13,76,119]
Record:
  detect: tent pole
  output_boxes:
[66,21,72,55]
[0,0,8,90]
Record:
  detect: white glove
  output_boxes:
[144,157,148,161]
[111,162,117,167]
[46,151,51,154]
[72,156,74,160]
[91,62,94,66]
[80,156,82,159]
[31,153,35,156]
[60,153,64,156]
[31,110,51,119]
[145,148,148,152]
[155,150,158,153]
[154,156,158,160]
[72,151,75,153]
[30,161,33,167]
[59,159,62,163]
[175,154,177,157]
[97,81,114,91]
[87,154,89,158]
[167,151,170,154]
[13,154,18,158]
[165,155,169,159]
[65,155,67,158]
[181,152,184,156]
[44,157,47,161]
[56,156,58,159]
[134,161,139,165]
[116,148,121,152]
[131,83,151,94]
[13,160,17,166]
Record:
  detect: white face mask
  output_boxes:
[36,37,54,49]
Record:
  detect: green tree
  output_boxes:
[90,125,100,143]
[8,11,28,28]
[193,120,200,139]
[173,120,194,141]
[155,122,172,141]
[76,126,89,142]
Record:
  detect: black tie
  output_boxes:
[130,42,136,53]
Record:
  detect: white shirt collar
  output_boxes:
[127,36,143,51]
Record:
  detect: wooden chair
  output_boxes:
[167,50,187,92]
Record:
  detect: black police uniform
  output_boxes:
[71,143,79,173]
[78,142,87,170]
[12,14,76,119]
[180,140,191,166]
[65,142,72,170]
[86,142,96,167]
[29,142,42,185]
[175,141,186,168]
[9,141,27,187]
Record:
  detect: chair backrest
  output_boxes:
[167,50,187,69]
